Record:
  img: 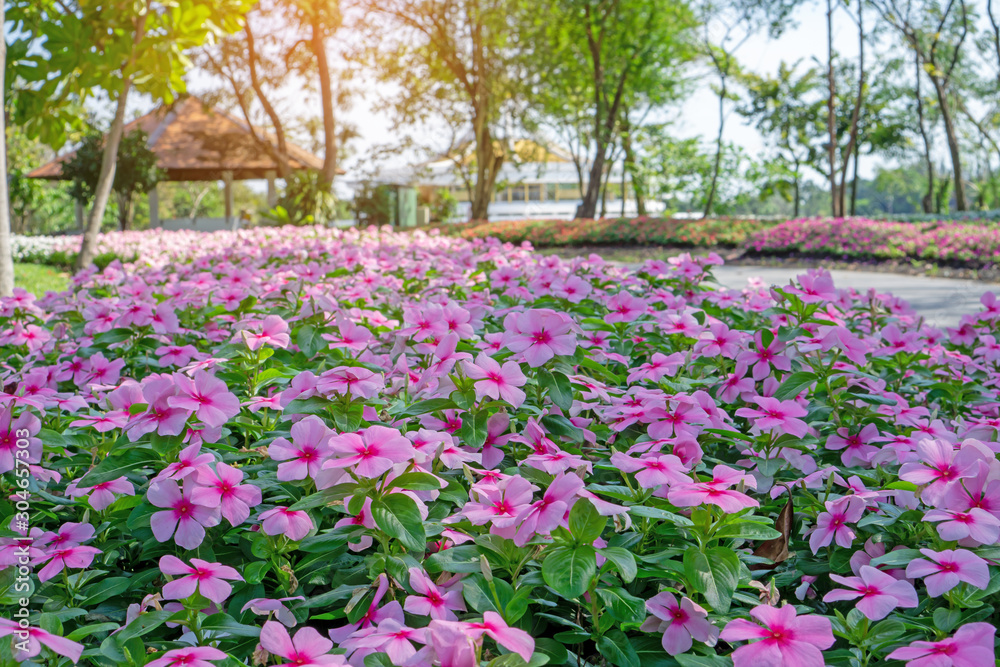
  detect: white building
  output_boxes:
[365,140,665,222]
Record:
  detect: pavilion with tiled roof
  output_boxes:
[29,96,327,230]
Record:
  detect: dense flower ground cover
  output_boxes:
[748,217,1000,266]
[456,216,1000,269]
[457,218,772,248]
[3,225,1000,666]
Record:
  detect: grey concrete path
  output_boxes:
[710,266,999,327]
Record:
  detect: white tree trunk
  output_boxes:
[75,80,132,270]
[0,0,14,297]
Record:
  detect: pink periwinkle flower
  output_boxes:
[823,565,919,620]
[37,545,101,582]
[462,353,527,408]
[502,308,577,367]
[260,620,346,667]
[157,442,215,481]
[923,508,1000,546]
[192,462,262,526]
[268,415,332,481]
[808,496,867,554]
[668,464,759,513]
[467,611,535,661]
[0,618,84,663]
[167,370,241,428]
[324,425,415,478]
[905,548,990,597]
[160,555,243,604]
[260,506,314,541]
[147,646,228,667]
[428,620,478,667]
[148,478,221,549]
[735,396,809,438]
[350,618,429,664]
[243,315,291,350]
[610,451,689,489]
[641,592,719,656]
[512,472,585,546]
[719,604,834,667]
[899,438,977,505]
[404,567,467,621]
[146,646,228,667]
[66,476,134,511]
[242,596,305,627]
[886,622,995,667]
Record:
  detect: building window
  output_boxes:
[559,184,581,200]
[546,183,557,201]
[528,184,542,201]
[512,185,526,201]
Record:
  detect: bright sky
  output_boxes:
[117,2,870,184]
[328,1,871,179]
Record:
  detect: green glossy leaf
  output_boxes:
[568,498,606,543]
[773,371,818,400]
[77,448,160,488]
[372,493,426,552]
[599,546,637,583]
[683,547,740,613]
[595,586,646,624]
[541,545,596,599]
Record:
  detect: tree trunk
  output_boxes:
[578,147,606,219]
[932,78,967,211]
[0,0,13,297]
[704,75,727,218]
[826,0,840,217]
[793,174,800,217]
[850,148,860,215]
[77,11,146,271]
[621,124,645,216]
[470,112,502,221]
[915,51,935,213]
[245,23,290,179]
[599,156,612,218]
[838,1,864,216]
[76,82,132,270]
[117,192,129,231]
[312,15,337,187]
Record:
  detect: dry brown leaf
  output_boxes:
[750,489,793,571]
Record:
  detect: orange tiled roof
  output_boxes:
[28,96,335,181]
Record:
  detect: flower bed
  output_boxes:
[457,217,774,248]
[2,225,1000,666]
[747,217,1000,266]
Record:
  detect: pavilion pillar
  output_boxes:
[74,200,84,232]
[223,171,235,231]
[266,170,277,208]
[149,185,159,229]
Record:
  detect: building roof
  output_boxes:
[29,97,334,182]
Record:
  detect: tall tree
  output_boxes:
[530,0,697,219]
[825,0,840,216]
[739,62,825,216]
[0,0,13,297]
[16,0,251,271]
[201,0,346,188]
[873,0,973,211]
[836,0,864,216]
[698,0,797,217]
[362,0,528,221]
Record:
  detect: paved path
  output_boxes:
[710,266,999,327]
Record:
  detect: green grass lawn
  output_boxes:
[15,263,70,294]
